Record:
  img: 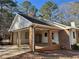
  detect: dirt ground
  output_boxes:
[7,50,79,59]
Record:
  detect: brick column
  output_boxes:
[59,30,71,50]
[48,30,52,46]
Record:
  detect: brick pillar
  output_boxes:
[48,30,52,46]
[59,30,71,50]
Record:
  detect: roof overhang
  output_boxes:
[33,23,65,30]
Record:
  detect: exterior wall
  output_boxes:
[53,32,59,44]
[70,22,77,45]
[59,30,71,49]
[42,30,59,44]
[13,32,17,44]
[69,29,77,45]
[21,30,29,44]
[42,31,48,43]
[13,30,29,44]
[12,30,59,45]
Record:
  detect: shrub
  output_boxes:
[71,44,79,50]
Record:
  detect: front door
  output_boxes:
[35,33,42,43]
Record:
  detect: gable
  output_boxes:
[9,14,32,31]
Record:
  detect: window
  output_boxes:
[45,33,47,37]
[52,33,54,39]
[73,32,75,39]
[25,32,29,39]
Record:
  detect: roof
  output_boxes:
[9,14,78,32]
[19,14,49,26]
[20,14,71,29]
[41,20,71,29]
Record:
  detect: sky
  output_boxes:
[16,0,79,9]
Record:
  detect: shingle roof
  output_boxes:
[19,14,49,26]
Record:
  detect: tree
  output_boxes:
[0,0,17,12]
[40,1,57,19]
[21,1,38,17]
[22,1,31,14]
[28,6,38,16]
[0,0,17,38]
[51,2,79,26]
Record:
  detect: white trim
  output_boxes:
[42,31,48,43]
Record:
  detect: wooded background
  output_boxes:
[0,0,79,40]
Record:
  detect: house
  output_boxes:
[9,14,79,52]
